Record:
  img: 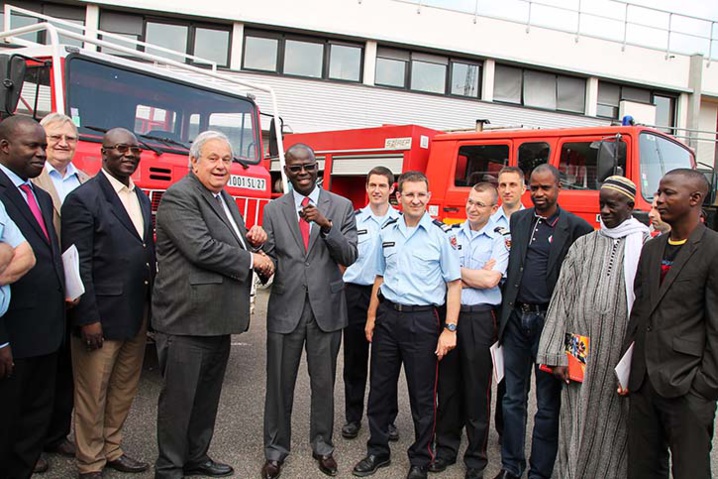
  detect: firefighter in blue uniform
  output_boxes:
[352,171,461,479]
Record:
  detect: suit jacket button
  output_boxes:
[646,326,652,331]
[305,262,310,267]
[144,281,149,285]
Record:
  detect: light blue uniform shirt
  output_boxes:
[490,204,524,231]
[46,162,82,204]
[376,212,461,307]
[0,201,27,317]
[455,220,509,306]
[343,205,400,286]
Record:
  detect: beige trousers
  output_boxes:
[71,318,147,474]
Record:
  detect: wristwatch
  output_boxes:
[320,220,333,236]
[444,323,457,332]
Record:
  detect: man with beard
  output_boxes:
[537,176,649,478]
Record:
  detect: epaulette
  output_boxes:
[432,219,453,233]
[382,217,399,229]
[354,208,362,215]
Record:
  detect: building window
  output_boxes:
[1,1,85,46]
[329,44,362,82]
[284,39,324,78]
[494,64,586,114]
[99,10,231,67]
[243,30,363,83]
[376,47,482,98]
[597,82,676,132]
[451,61,480,98]
[375,48,409,88]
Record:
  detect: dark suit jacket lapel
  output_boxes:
[650,225,704,315]
[514,209,534,266]
[0,171,50,245]
[97,172,143,242]
[219,190,247,248]
[280,193,304,252]
[306,190,329,255]
[547,209,569,277]
[137,188,152,242]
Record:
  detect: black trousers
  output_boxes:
[435,308,497,470]
[343,283,398,425]
[0,351,58,479]
[628,375,717,479]
[44,332,74,450]
[367,303,439,467]
[154,334,231,479]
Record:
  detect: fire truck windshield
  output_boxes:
[639,132,693,202]
[66,55,261,163]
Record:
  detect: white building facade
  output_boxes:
[5,0,718,167]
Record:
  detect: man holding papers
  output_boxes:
[0,116,66,479]
[623,169,718,479]
[62,128,155,478]
[431,182,508,479]
[537,177,649,478]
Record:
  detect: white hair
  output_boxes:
[40,113,78,135]
[188,130,234,167]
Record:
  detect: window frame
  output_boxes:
[596,82,678,131]
[493,64,586,114]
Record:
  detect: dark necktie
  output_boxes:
[299,197,310,251]
[19,184,49,241]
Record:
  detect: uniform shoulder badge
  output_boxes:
[432,219,453,233]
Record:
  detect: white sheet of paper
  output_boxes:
[490,341,505,384]
[614,342,635,390]
[62,244,84,301]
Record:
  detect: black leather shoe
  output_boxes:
[407,465,428,479]
[352,454,391,477]
[312,453,338,476]
[184,459,234,477]
[342,421,361,439]
[106,454,149,473]
[466,468,484,479]
[78,473,102,479]
[428,456,456,472]
[492,470,520,479]
[45,438,76,457]
[33,456,49,474]
[261,460,282,479]
[388,423,399,442]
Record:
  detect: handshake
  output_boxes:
[252,250,274,277]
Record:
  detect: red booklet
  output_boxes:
[539,333,590,383]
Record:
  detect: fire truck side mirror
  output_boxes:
[596,134,625,183]
[0,54,26,118]
[268,117,283,158]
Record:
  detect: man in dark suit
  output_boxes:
[152,131,272,479]
[0,115,67,478]
[622,169,718,479]
[261,143,357,479]
[33,113,91,470]
[61,128,155,478]
[494,164,592,479]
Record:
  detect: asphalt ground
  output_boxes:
[38,288,718,479]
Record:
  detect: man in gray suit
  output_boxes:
[261,143,357,479]
[152,131,273,479]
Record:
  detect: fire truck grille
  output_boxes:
[148,167,172,182]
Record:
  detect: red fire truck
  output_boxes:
[283,123,714,228]
[0,5,284,228]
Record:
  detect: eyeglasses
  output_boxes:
[103,144,143,155]
[467,200,495,209]
[47,134,78,143]
[286,163,317,173]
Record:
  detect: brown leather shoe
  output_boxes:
[46,438,76,457]
[312,453,338,476]
[261,460,282,479]
[106,454,149,473]
[33,456,49,474]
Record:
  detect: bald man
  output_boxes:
[62,128,155,478]
[624,169,718,479]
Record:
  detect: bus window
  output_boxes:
[454,144,509,187]
[518,142,550,180]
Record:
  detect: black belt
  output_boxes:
[381,298,435,313]
[515,301,549,313]
[460,304,495,313]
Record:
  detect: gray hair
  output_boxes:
[189,130,234,167]
[40,113,78,135]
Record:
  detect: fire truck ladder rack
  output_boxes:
[0,4,288,188]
